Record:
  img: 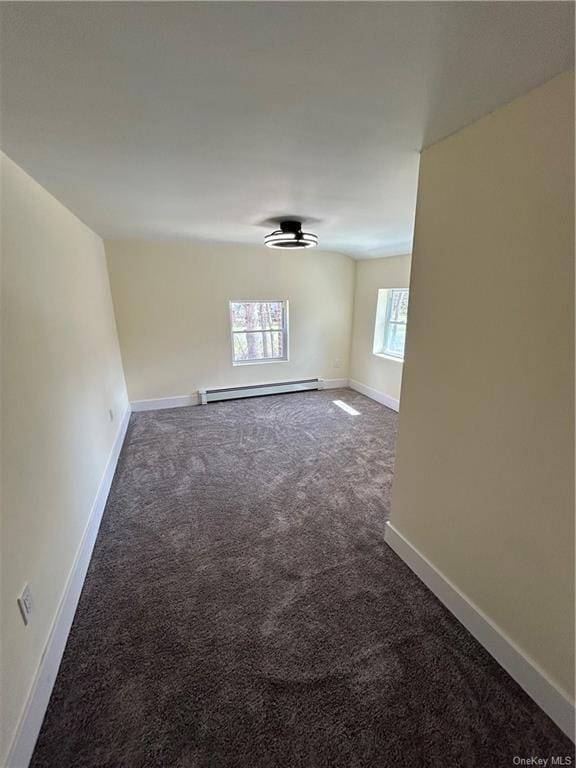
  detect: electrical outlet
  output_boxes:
[109,409,114,422]
[334,358,341,369]
[17,583,33,626]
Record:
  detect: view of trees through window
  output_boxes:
[230,301,287,363]
[373,288,409,359]
[383,289,408,357]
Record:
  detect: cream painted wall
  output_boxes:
[391,72,574,698]
[349,255,411,403]
[0,156,129,763]
[105,240,355,401]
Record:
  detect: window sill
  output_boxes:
[232,358,289,366]
[373,352,404,363]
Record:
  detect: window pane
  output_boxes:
[233,331,284,362]
[395,290,409,323]
[373,288,409,358]
[230,301,284,332]
[389,290,402,322]
[384,323,406,357]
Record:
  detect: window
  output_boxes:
[229,300,288,365]
[373,288,409,360]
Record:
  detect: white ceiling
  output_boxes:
[0,2,573,258]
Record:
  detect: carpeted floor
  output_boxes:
[31,389,573,767]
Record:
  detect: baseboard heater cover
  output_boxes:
[199,378,324,404]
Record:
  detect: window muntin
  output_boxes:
[373,288,409,360]
[229,301,288,364]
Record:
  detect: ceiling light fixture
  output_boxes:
[264,220,318,249]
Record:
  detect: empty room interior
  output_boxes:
[0,2,575,767]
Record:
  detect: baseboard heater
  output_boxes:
[198,378,324,405]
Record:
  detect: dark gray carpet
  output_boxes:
[30,389,573,767]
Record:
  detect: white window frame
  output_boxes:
[229,300,290,366]
[372,288,409,361]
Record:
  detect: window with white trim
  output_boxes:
[373,288,409,360]
[229,301,289,365]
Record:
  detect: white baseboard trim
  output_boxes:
[321,378,349,389]
[130,394,199,412]
[384,521,575,741]
[5,406,132,768]
[348,379,400,412]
